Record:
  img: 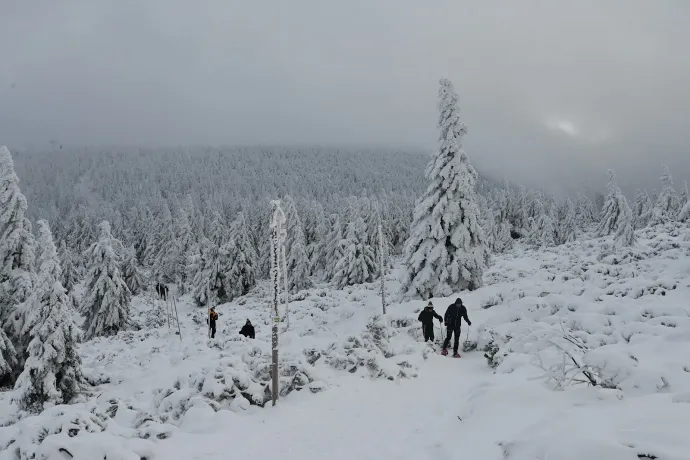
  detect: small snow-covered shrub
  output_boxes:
[481,294,504,309]
[323,314,425,380]
[0,405,144,460]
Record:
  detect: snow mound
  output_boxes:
[0,405,158,460]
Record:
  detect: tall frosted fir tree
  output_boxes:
[400,79,490,300]
[81,221,132,340]
[0,146,37,381]
[14,221,83,413]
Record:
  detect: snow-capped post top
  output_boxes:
[269,200,287,242]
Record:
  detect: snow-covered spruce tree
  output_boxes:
[0,146,37,381]
[506,184,527,236]
[173,208,193,275]
[332,216,376,288]
[400,79,490,299]
[596,170,627,237]
[0,329,16,384]
[303,201,326,248]
[282,196,313,292]
[388,204,411,254]
[223,212,257,300]
[481,206,497,252]
[575,193,597,229]
[678,179,690,222]
[526,193,553,247]
[525,217,538,245]
[255,204,274,279]
[285,224,312,292]
[649,188,659,213]
[557,197,577,245]
[679,181,689,211]
[632,189,651,229]
[58,241,80,294]
[614,195,636,248]
[364,200,393,275]
[123,245,145,296]
[482,200,512,254]
[0,145,37,318]
[649,164,679,225]
[81,221,132,340]
[14,220,83,413]
[306,202,328,278]
[494,219,513,253]
[535,212,556,247]
[322,214,345,281]
[191,237,230,305]
[679,196,690,222]
[158,208,192,290]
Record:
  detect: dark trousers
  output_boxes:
[210,324,216,338]
[443,327,461,353]
[422,323,435,342]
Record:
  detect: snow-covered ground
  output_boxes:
[2,223,690,460]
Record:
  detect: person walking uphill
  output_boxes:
[418,301,443,343]
[208,307,218,339]
[442,298,471,357]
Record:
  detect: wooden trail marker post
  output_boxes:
[269,200,287,406]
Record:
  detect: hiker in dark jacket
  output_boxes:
[442,298,471,357]
[239,319,255,339]
[208,307,218,338]
[418,301,443,343]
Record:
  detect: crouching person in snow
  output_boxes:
[209,306,218,338]
[442,298,471,357]
[239,319,255,339]
[418,301,443,343]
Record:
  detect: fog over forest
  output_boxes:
[2,1,690,195]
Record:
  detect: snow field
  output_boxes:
[1,223,690,460]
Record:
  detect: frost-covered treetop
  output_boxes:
[0,146,19,183]
[436,78,468,157]
[87,221,121,266]
[661,164,674,188]
[35,220,61,284]
[0,145,28,228]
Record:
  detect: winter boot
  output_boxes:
[441,348,448,356]
[452,353,461,358]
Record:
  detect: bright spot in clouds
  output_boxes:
[546,118,579,137]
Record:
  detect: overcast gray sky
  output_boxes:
[1,0,689,194]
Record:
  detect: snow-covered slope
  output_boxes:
[2,223,689,460]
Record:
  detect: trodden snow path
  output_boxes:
[156,351,500,460]
[155,347,592,460]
